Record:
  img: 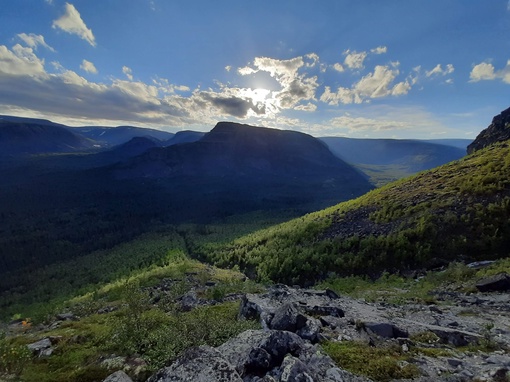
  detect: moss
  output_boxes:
[322,341,420,382]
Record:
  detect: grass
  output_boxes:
[203,142,510,285]
[0,255,261,382]
[322,341,420,382]
[318,259,510,306]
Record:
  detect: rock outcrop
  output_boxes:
[145,330,369,382]
[108,284,509,382]
[467,106,510,154]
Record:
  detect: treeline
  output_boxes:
[200,143,510,284]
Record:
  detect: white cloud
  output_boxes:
[425,64,454,77]
[304,53,319,67]
[152,77,190,94]
[122,66,133,80]
[294,103,317,112]
[371,46,387,54]
[0,44,46,76]
[329,115,408,132]
[80,59,97,74]
[0,44,282,128]
[17,33,55,52]
[225,65,232,72]
[52,3,96,47]
[238,55,319,111]
[320,64,410,105]
[237,66,257,76]
[469,60,510,84]
[333,63,344,72]
[315,106,450,137]
[343,49,367,69]
[45,0,54,4]
[470,62,496,81]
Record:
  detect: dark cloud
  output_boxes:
[200,93,266,118]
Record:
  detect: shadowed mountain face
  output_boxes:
[468,106,510,154]
[116,122,374,204]
[0,120,94,157]
[121,122,371,180]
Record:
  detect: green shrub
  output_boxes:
[0,332,32,376]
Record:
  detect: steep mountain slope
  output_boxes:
[203,117,510,284]
[320,137,468,185]
[0,120,95,157]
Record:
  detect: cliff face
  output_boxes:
[467,107,510,154]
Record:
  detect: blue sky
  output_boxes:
[1,0,509,138]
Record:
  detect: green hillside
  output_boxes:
[200,142,510,284]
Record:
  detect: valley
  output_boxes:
[0,108,509,382]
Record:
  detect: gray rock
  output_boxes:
[27,338,51,355]
[305,305,344,318]
[270,303,307,332]
[102,370,133,382]
[297,317,322,343]
[364,322,408,339]
[447,358,463,368]
[431,328,479,347]
[279,355,313,382]
[56,312,78,321]
[485,354,510,366]
[178,289,200,311]
[217,330,304,376]
[146,346,242,382]
[475,272,510,292]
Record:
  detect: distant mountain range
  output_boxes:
[320,137,471,185]
[0,120,373,275]
[0,119,95,156]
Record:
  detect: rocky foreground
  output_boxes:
[92,277,510,382]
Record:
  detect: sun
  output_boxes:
[239,87,270,104]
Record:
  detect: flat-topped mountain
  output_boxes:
[0,120,94,157]
[468,106,510,153]
[121,122,371,181]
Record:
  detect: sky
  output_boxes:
[1,1,510,139]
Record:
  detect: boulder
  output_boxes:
[217,329,304,376]
[102,370,133,382]
[56,312,78,321]
[475,272,510,292]
[363,322,408,339]
[146,346,242,382]
[27,337,53,357]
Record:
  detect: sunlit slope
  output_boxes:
[202,142,510,284]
